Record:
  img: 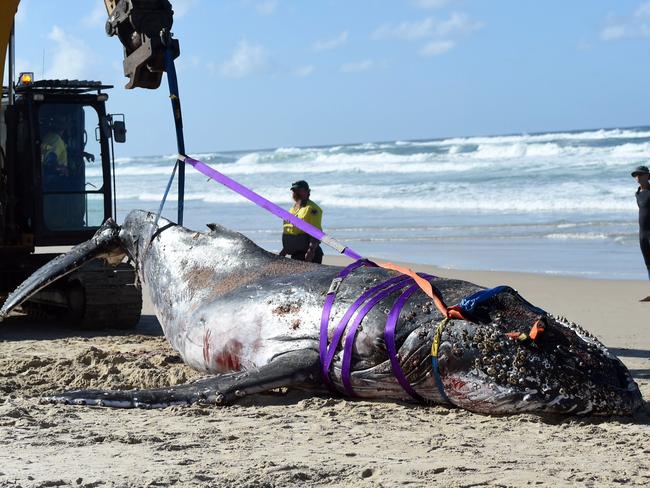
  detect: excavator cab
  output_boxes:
[13,79,115,241]
[0,0,180,329]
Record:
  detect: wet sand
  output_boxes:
[1,258,649,487]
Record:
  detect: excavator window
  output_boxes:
[38,103,105,231]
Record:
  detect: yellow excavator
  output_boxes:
[0,1,180,328]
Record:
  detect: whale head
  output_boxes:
[437,288,643,415]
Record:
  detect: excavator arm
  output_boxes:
[103,0,180,89]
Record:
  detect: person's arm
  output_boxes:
[302,204,322,262]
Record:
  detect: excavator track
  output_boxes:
[21,261,143,330]
[66,261,143,329]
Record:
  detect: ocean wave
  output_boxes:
[233,150,439,166]
[223,140,649,172]
[545,232,610,241]
[401,127,650,147]
[108,125,648,220]
[108,130,650,180]
[610,142,650,157]
[116,187,637,213]
[223,152,492,175]
[87,164,178,177]
[114,151,237,166]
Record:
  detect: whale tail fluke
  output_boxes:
[41,349,320,408]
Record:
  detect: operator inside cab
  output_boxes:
[280,180,324,263]
[40,115,69,188]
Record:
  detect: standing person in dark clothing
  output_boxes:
[632,165,650,301]
[279,180,324,263]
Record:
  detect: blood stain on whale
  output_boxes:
[215,339,243,371]
[203,329,212,367]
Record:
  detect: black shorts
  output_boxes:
[641,233,650,269]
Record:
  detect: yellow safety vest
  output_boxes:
[41,132,68,167]
[283,200,323,235]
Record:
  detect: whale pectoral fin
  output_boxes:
[0,219,125,320]
[42,349,320,409]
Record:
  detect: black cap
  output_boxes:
[290,180,310,191]
[631,165,650,177]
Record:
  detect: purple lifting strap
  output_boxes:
[319,259,371,388]
[321,273,412,388]
[340,279,414,396]
[322,263,438,400]
[343,275,436,400]
[384,284,425,402]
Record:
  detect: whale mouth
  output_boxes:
[547,316,644,416]
[440,339,643,416]
[0,219,125,321]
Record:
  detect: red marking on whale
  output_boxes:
[203,329,212,367]
[215,339,243,372]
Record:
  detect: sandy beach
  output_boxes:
[1,257,649,487]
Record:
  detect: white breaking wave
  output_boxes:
[401,127,650,147]
[110,126,648,217]
[545,232,610,241]
[116,186,637,212]
[107,127,650,181]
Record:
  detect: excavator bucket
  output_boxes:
[104,0,180,89]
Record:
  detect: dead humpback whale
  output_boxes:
[0,210,643,415]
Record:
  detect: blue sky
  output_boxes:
[8,0,650,156]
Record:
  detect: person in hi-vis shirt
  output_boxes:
[280,180,323,263]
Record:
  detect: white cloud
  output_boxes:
[412,0,452,9]
[371,12,481,58]
[82,3,107,28]
[220,40,269,78]
[600,2,650,41]
[436,12,483,36]
[372,13,482,41]
[293,65,314,77]
[340,59,374,73]
[419,40,455,56]
[256,0,278,15]
[312,31,349,52]
[45,26,96,80]
[372,18,436,41]
[600,25,629,41]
